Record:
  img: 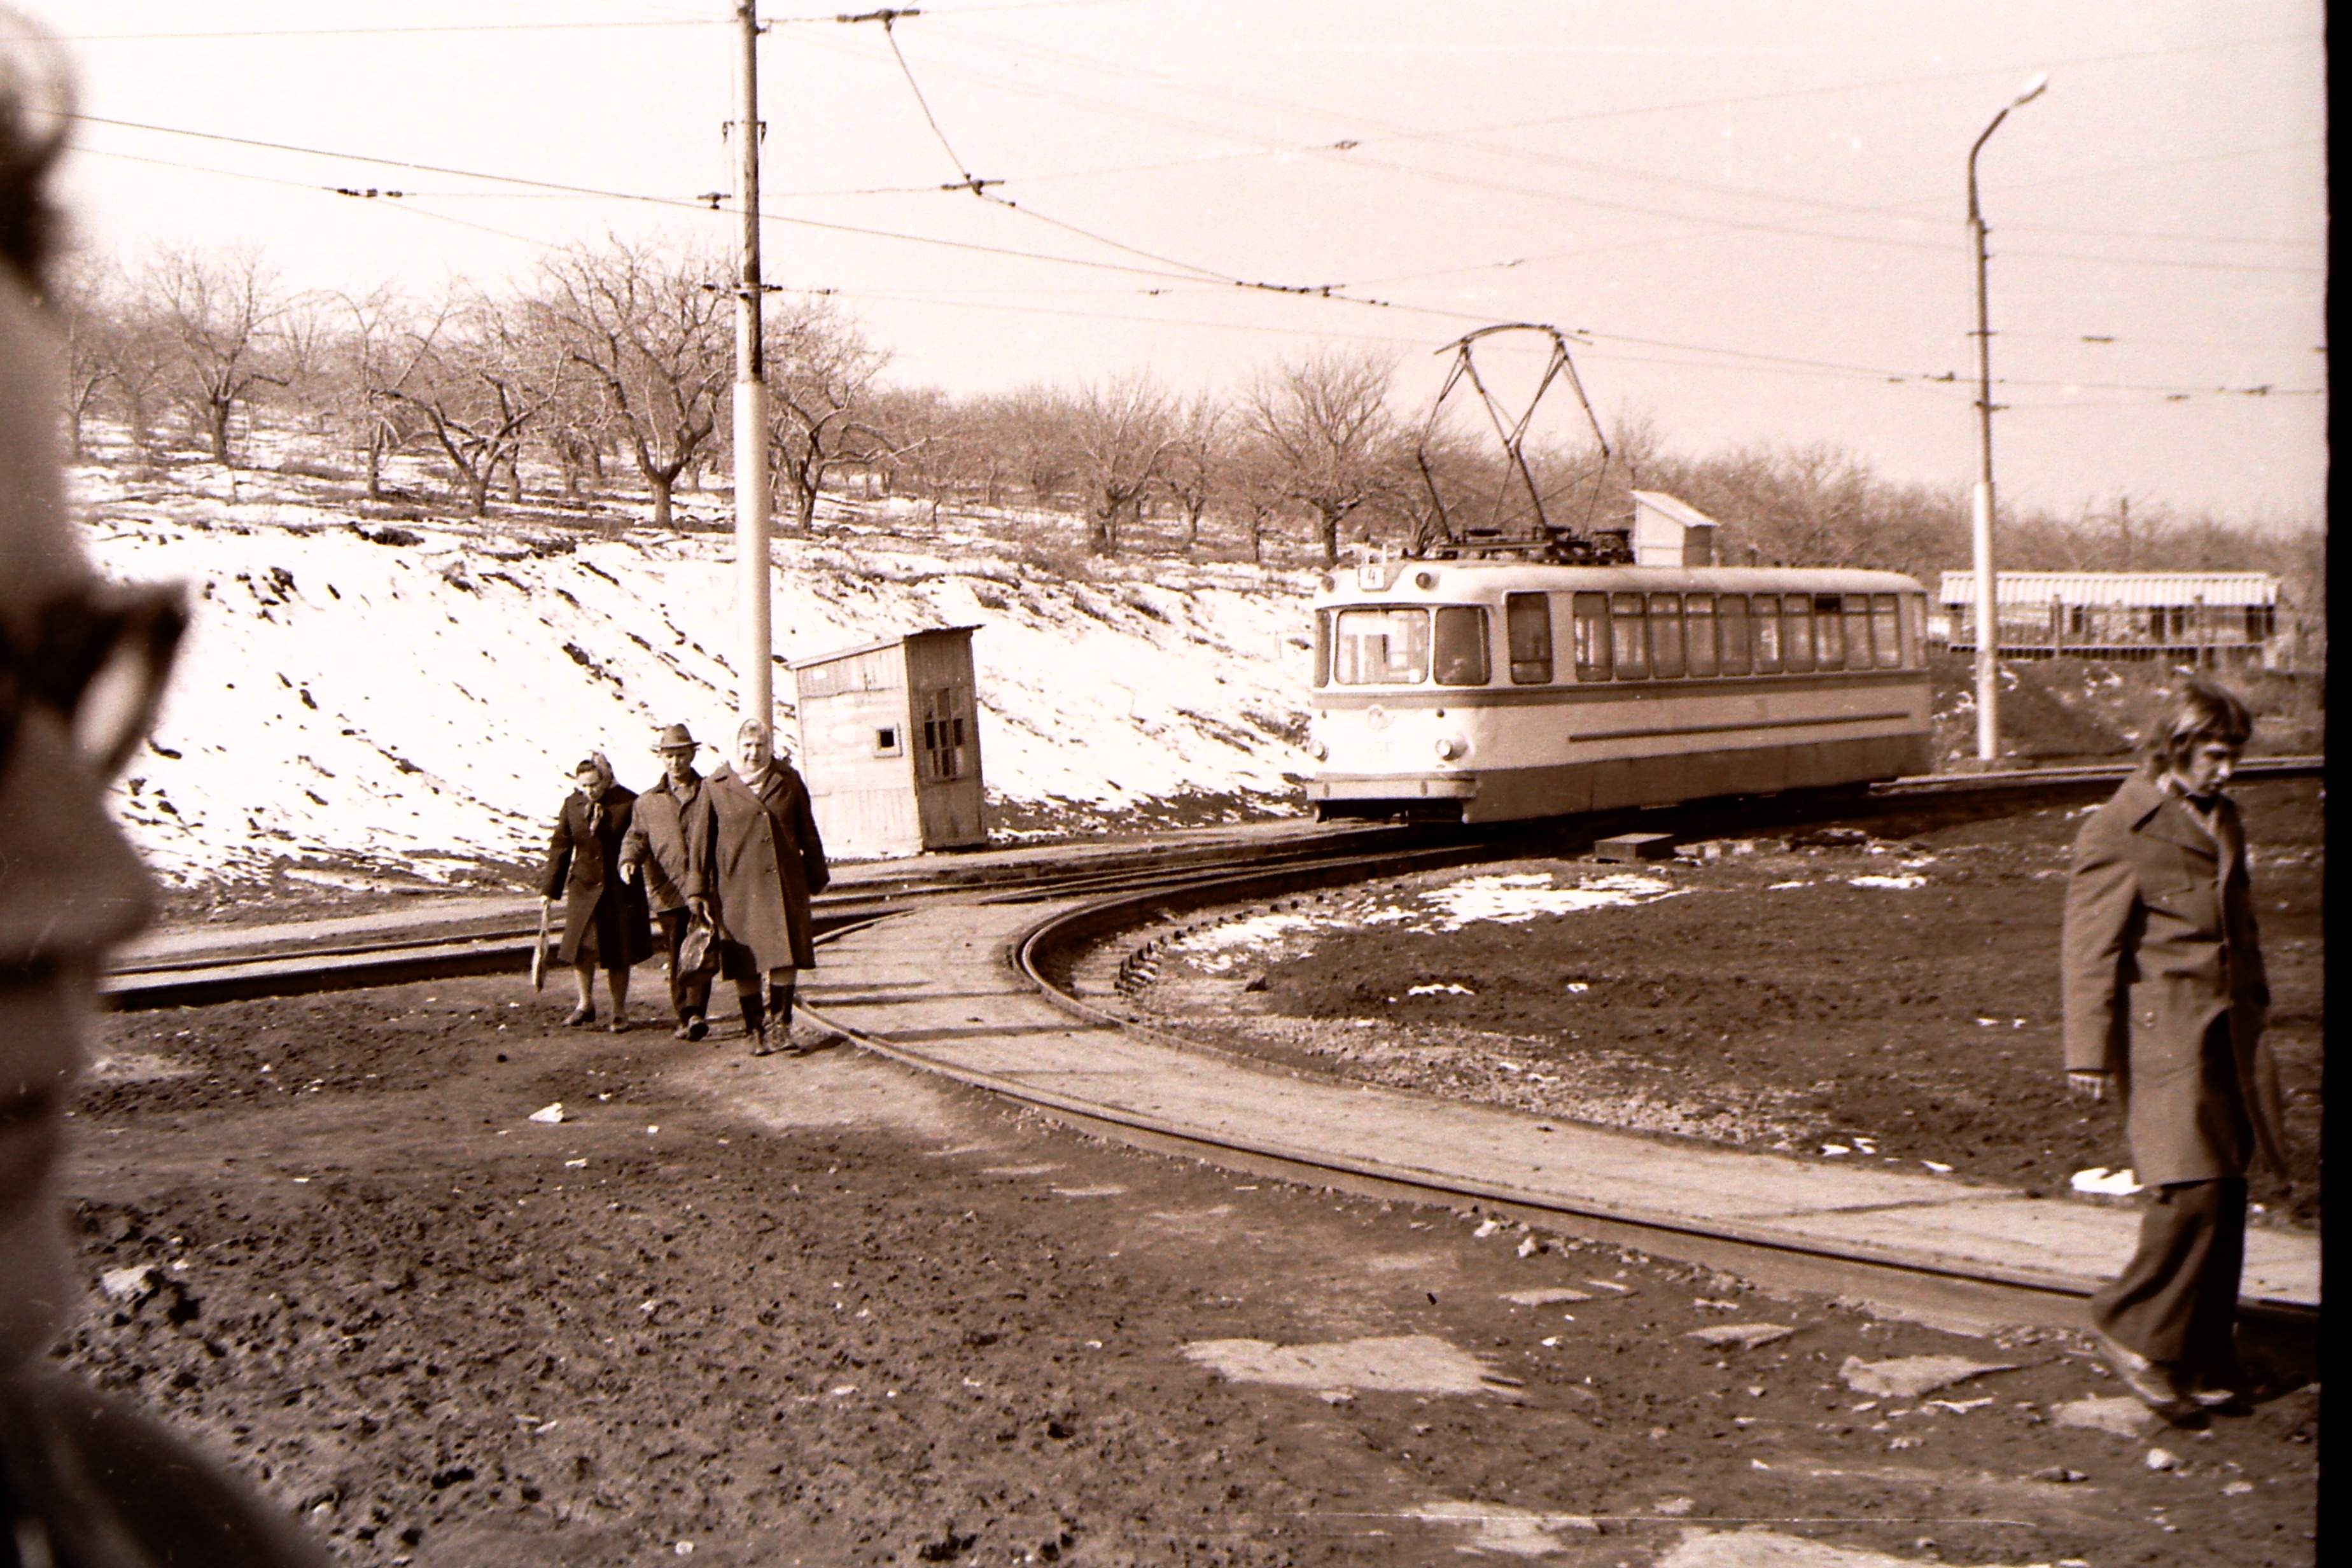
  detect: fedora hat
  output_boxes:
[652,722,699,753]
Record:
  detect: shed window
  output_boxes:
[1812,593,1845,670]
[920,687,967,780]
[1611,592,1649,680]
[875,726,901,756]
[1571,592,1611,680]
[1871,594,1903,668]
[1434,605,1490,686]
[1750,594,1782,673]
[1505,592,1553,684]
[1684,594,1718,676]
[1333,607,1429,685]
[1717,594,1751,675]
[1781,594,1816,673]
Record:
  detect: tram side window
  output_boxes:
[1333,606,1430,685]
[1717,594,1751,675]
[1648,592,1685,679]
[1751,594,1782,673]
[1901,593,1926,668]
[1684,593,1718,677]
[1611,592,1650,680]
[1506,592,1553,684]
[1842,594,1873,670]
[1781,594,1816,673]
[1313,610,1331,687]
[1871,594,1903,668]
[1572,592,1611,681]
[1812,593,1845,670]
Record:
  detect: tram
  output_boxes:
[1304,546,1936,823]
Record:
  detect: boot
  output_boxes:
[769,981,799,1053]
[740,991,773,1056]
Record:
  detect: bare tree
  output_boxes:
[1243,350,1401,566]
[1161,392,1226,556]
[145,244,288,465]
[1070,373,1175,556]
[313,284,435,500]
[766,302,891,532]
[50,260,118,460]
[534,235,731,531]
[375,290,557,518]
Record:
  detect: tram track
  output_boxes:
[102,757,2321,1353]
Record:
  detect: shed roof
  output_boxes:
[1936,571,2277,608]
[787,624,980,670]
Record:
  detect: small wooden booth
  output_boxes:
[789,626,987,859]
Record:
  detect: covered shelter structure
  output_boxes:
[1936,571,2279,666]
[789,626,987,859]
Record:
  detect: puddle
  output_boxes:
[1181,1333,1509,1396]
[1660,1529,2041,1567]
[1413,1500,1596,1557]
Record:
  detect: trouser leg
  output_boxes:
[657,911,699,1022]
[2089,1178,2244,1367]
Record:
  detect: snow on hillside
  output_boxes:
[68,445,1317,889]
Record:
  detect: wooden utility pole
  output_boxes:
[733,1,772,734]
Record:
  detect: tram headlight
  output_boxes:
[1434,736,1466,762]
[1308,738,1328,761]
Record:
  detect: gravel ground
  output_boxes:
[60,948,2320,1567]
[1123,778,2321,1229]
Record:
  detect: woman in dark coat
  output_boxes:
[2061,680,2285,1415]
[538,752,656,1030]
[690,718,829,1055]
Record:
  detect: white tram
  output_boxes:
[1305,555,1936,823]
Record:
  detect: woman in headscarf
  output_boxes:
[538,750,655,1029]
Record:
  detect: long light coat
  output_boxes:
[2061,770,2285,1186]
[691,760,830,971]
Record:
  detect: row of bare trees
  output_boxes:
[50,238,2321,614]
[55,237,898,534]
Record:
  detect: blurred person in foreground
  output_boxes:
[537,751,655,1031]
[695,718,829,1056]
[2061,679,2286,1418]
[619,722,715,1041]
[0,17,326,1562]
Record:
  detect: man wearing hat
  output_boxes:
[622,722,717,1040]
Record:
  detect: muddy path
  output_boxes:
[56,957,2318,1567]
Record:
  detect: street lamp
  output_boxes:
[1965,72,2046,764]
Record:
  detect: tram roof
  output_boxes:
[1313,560,1923,601]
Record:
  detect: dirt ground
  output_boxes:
[59,935,2319,1567]
[1129,778,2321,1229]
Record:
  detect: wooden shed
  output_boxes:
[789,626,986,859]
[1936,571,2280,666]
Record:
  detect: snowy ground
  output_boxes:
[68,430,1317,889]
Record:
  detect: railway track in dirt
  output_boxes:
[104,757,2323,1355]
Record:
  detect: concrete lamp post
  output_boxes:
[1965,73,2047,764]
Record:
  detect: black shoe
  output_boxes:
[2092,1328,2185,1412]
[680,1014,708,1043]
[563,1004,596,1028]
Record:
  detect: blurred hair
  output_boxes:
[2144,678,2254,770]
[0,11,70,290]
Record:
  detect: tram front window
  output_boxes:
[1333,606,1431,684]
[1434,605,1491,686]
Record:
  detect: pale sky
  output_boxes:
[25,1,2330,522]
